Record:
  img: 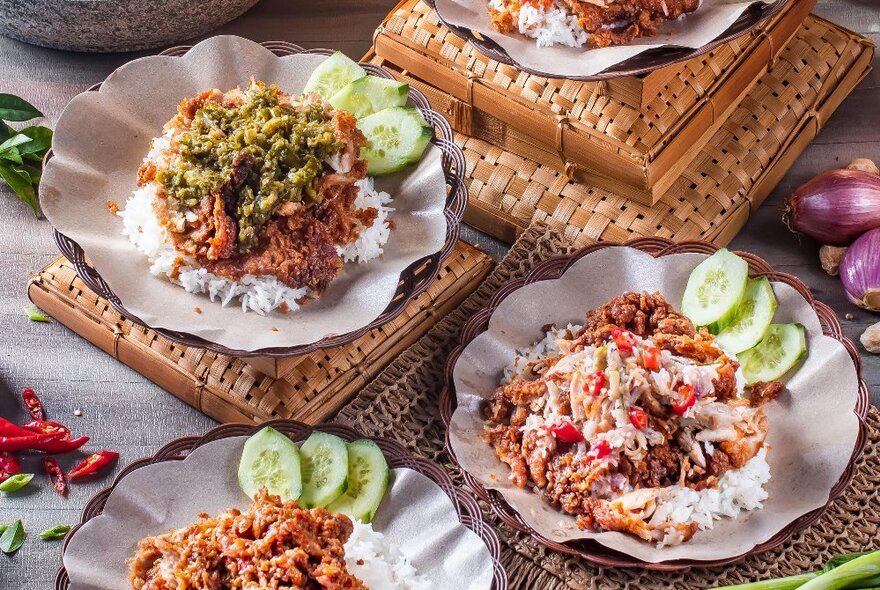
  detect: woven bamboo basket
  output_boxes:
[372,0,815,205]
[370,14,874,245]
[27,242,494,423]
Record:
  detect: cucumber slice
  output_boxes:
[739,323,807,384]
[330,76,409,120]
[238,427,302,501]
[681,248,750,328]
[303,51,367,100]
[299,431,349,508]
[326,439,389,523]
[715,277,777,354]
[358,107,433,175]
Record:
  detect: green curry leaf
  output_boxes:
[0,163,38,216]
[0,94,43,122]
[0,133,31,152]
[16,126,52,155]
[0,520,24,554]
[0,147,22,165]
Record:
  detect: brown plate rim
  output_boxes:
[47,41,467,358]
[54,420,508,590]
[426,0,790,81]
[439,237,871,570]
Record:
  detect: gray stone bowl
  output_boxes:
[0,0,261,53]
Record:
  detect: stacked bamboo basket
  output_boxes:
[366,0,874,245]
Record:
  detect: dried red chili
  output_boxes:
[68,451,119,479]
[43,457,67,497]
[21,420,71,440]
[21,388,45,421]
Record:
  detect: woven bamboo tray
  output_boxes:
[371,14,873,245]
[26,242,494,424]
[372,0,816,205]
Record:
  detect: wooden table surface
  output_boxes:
[0,0,877,586]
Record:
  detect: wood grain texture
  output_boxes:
[0,0,877,586]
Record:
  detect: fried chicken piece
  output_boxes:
[749,381,785,407]
[130,489,365,590]
[652,329,723,364]
[575,291,695,347]
[563,0,700,48]
[206,211,343,293]
[482,424,528,488]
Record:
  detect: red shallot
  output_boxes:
[784,169,880,246]
[840,227,880,311]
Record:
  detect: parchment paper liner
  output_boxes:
[40,35,456,353]
[432,0,780,78]
[447,244,863,564]
[59,422,504,590]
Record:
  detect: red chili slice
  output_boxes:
[583,370,606,397]
[0,452,20,483]
[611,328,637,355]
[642,343,661,371]
[21,420,71,440]
[21,388,45,421]
[628,407,649,430]
[68,451,119,479]
[672,384,697,416]
[549,423,584,443]
[588,440,612,461]
[43,457,67,497]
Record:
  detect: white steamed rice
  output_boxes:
[345,521,436,590]
[488,0,589,47]
[119,148,394,316]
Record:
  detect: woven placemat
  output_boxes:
[27,241,494,425]
[336,222,879,589]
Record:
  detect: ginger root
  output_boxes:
[861,321,880,354]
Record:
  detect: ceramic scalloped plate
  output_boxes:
[40,35,466,356]
[442,239,869,568]
[56,421,506,590]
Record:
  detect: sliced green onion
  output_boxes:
[0,473,33,493]
[712,573,818,589]
[800,551,880,590]
[23,305,49,322]
[39,524,71,540]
